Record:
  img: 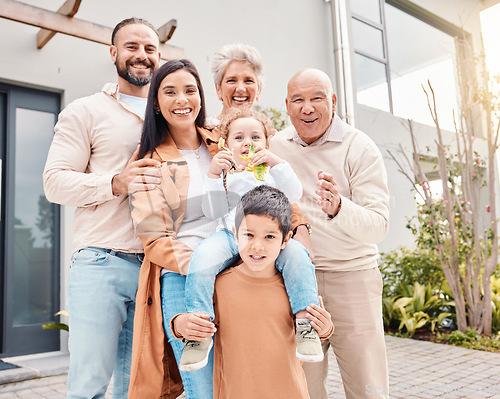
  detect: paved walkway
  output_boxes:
[0,335,499,398]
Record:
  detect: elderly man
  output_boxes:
[43,18,162,399]
[270,68,390,399]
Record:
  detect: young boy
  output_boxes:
[181,109,322,371]
[194,185,333,398]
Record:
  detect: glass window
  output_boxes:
[385,3,458,131]
[351,0,381,23]
[352,18,385,59]
[355,53,391,112]
[13,108,57,326]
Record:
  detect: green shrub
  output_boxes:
[379,247,446,297]
[439,329,500,352]
[254,106,289,131]
[492,275,500,334]
[383,282,453,337]
[448,328,481,345]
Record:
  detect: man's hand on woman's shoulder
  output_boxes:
[112,145,161,195]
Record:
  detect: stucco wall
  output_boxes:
[1,0,336,113]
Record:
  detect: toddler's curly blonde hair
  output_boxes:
[217,108,277,143]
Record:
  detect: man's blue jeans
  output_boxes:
[67,247,142,399]
[185,229,320,321]
[161,272,214,399]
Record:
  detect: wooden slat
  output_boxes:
[37,0,82,49]
[157,19,177,43]
[0,0,183,60]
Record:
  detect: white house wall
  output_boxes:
[1,0,336,113]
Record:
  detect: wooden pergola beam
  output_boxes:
[37,0,82,49]
[157,19,177,43]
[0,0,183,60]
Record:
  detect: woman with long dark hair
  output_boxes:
[127,59,219,399]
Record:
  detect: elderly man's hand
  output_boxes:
[315,169,341,218]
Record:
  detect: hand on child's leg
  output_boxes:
[176,312,215,372]
[174,312,216,341]
[295,296,332,362]
[295,297,327,363]
[306,296,334,337]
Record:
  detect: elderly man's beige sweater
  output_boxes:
[270,115,390,272]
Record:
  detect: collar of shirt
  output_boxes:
[102,83,144,120]
[103,82,120,99]
[285,114,344,146]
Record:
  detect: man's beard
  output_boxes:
[115,59,153,87]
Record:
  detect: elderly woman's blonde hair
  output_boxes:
[211,43,264,89]
[218,107,276,142]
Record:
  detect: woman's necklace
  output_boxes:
[193,147,200,159]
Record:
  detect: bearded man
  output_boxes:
[43,18,161,399]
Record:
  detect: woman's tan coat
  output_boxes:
[127,127,219,398]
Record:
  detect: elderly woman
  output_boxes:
[209,43,264,123]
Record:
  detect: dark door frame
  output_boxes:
[0,82,61,356]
